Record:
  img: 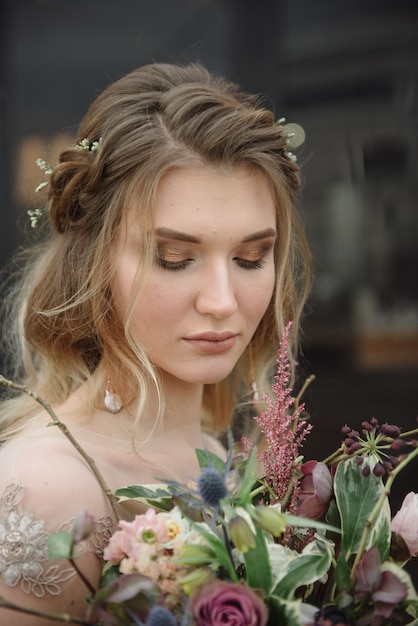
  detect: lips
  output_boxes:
[183,331,238,354]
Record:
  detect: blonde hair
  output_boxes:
[0,62,312,440]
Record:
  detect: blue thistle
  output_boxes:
[197,467,227,506]
[146,605,177,626]
[314,605,355,625]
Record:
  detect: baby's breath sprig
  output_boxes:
[27,207,46,229]
[34,158,53,192]
[27,158,54,228]
[28,137,102,228]
[76,137,102,152]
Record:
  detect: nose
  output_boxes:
[195,263,238,319]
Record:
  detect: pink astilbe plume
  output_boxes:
[244,322,312,513]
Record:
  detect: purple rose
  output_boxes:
[190,580,268,626]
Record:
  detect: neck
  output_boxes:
[57,374,209,483]
[131,374,205,445]
[125,376,207,479]
[160,374,204,425]
[57,371,204,436]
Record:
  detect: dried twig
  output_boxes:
[0,596,89,624]
[0,375,121,522]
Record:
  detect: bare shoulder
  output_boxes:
[0,429,110,523]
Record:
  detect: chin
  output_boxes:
[172,369,235,387]
[201,358,243,385]
[196,366,237,386]
[162,357,240,387]
[202,374,231,385]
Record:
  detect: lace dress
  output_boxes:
[0,421,150,624]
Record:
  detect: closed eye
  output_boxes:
[234,257,266,270]
[155,257,192,271]
[233,242,274,270]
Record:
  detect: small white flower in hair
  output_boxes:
[77,137,102,152]
[29,137,102,229]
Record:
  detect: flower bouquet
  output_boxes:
[2,324,418,625]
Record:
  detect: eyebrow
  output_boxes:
[242,228,277,243]
[155,227,277,244]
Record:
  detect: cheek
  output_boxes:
[243,272,275,321]
[133,280,186,326]
[111,266,138,324]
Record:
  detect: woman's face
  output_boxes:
[112,165,277,387]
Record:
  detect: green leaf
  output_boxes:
[334,458,390,558]
[114,484,172,511]
[114,484,171,499]
[284,513,341,535]
[266,595,308,626]
[272,537,333,599]
[325,498,342,538]
[189,522,238,582]
[239,449,258,502]
[367,497,391,561]
[243,525,273,594]
[195,448,226,473]
[47,531,73,560]
[100,564,122,589]
[334,551,352,593]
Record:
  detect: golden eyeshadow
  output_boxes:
[238,247,266,261]
[245,250,263,261]
[158,247,187,262]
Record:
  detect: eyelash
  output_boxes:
[156,258,190,272]
[155,256,267,272]
[234,257,266,270]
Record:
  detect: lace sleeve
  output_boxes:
[0,483,113,598]
[0,435,117,624]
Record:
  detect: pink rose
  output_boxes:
[391,492,418,556]
[296,461,333,520]
[123,508,170,544]
[103,528,128,562]
[190,580,268,626]
[104,508,170,562]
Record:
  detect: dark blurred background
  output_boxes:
[1,0,417,575]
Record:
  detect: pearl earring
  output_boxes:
[248,343,259,406]
[249,379,259,405]
[104,379,122,414]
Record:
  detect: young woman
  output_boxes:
[0,62,312,624]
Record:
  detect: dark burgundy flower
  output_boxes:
[354,546,407,622]
[296,461,333,520]
[86,573,156,625]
